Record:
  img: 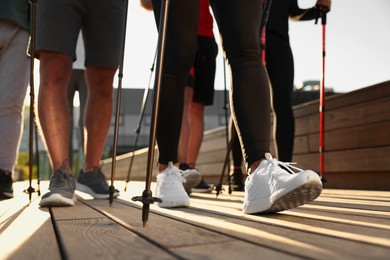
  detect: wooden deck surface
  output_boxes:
[1,180,389,260]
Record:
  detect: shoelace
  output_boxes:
[165,162,187,183]
[265,153,304,175]
[50,171,68,188]
[179,170,188,183]
[159,168,187,185]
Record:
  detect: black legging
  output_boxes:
[266,33,295,162]
[152,0,270,168]
[232,33,295,165]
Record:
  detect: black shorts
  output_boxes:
[36,0,124,68]
[186,36,218,106]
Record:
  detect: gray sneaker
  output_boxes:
[181,169,202,195]
[39,168,76,207]
[179,163,202,195]
[76,167,119,199]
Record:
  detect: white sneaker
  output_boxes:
[243,153,322,214]
[156,162,190,208]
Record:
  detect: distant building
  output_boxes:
[105,89,230,156]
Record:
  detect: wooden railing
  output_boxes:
[101,80,390,190]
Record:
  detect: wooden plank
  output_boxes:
[322,189,390,198]
[324,81,390,112]
[157,201,390,259]
[186,194,390,247]
[293,146,390,172]
[293,135,310,154]
[86,182,390,259]
[293,81,390,118]
[81,199,302,259]
[320,171,390,190]
[295,96,390,135]
[100,146,159,181]
[50,199,177,259]
[0,182,59,260]
[2,181,390,259]
[305,121,390,153]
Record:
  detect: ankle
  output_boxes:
[232,166,242,174]
[248,160,262,175]
[179,163,190,170]
[83,166,100,173]
[159,164,168,172]
[54,160,73,176]
[187,163,196,169]
[159,162,178,172]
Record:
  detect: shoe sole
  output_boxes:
[39,193,77,207]
[0,192,14,200]
[192,187,213,193]
[76,182,119,199]
[265,183,323,213]
[158,196,190,208]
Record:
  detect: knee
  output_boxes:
[39,52,73,88]
[86,67,116,97]
[165,45,196,77]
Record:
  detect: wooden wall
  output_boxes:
[101,81,390,190]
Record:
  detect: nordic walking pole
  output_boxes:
[109,0,129,205]
[260,0,272,66]
[132,0,170,227]
[222,57,231,194]
[34,124,41,195]
[215,123,236,197]
[319,9,327,181]
[124,50,157,191]
[25,0,40,201]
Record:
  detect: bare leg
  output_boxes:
[38,51,73,173]
[83,67,116,170]
[186,102,205,167]
[178,86,194,164]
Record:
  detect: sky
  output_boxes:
[29,0,390,105]
[118,0,390,94]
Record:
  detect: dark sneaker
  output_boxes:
[230,168,245,191]
[179,163,201,195]
[76,167,119,199]
[0,168,14,200]
[39,168,76,207]
[192,179,213,193]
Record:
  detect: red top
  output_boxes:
[198,0,214,38]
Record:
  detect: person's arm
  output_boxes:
[140,0,153,11]
[289,0,331,21]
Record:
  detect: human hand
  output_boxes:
[140,0,153,11]
[316,0,332,12]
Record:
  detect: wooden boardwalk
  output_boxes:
[1,180,389,260]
